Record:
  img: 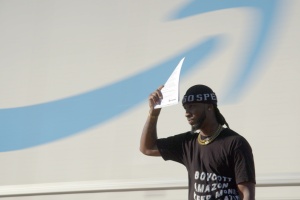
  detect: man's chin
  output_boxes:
[190,115,205,132]
[191,123,201,132]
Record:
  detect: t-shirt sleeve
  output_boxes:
[156,133,188,165]
[233,137,256,184]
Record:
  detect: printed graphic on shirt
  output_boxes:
[194,171,239,200]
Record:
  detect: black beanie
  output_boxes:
[182,85,218,106]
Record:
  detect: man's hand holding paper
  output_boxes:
[148,85,164,117]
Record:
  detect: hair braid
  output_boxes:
[213,104,229,128]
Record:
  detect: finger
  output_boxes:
[153,94,160,104]
[155,89,163,99]
[149,98,155,107]
[153,94,161,104]
[148,96,155,106]
[157,85,164,99]
[149,94,159,104]
[158,85,164,90]
[157,89,163,99]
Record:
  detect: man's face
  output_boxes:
[183,103,207,132]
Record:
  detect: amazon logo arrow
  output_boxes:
[0,0,281,152]
[0,37,220,152]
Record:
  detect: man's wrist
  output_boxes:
[149,108,161,117]
[149,113,159,119]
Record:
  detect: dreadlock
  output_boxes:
[213,104,230,129]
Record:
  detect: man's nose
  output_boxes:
[185,110,191,118]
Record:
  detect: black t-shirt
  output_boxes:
[157,128,255,200]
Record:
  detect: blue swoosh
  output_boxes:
[0,36,222,152]
[171,0,279,103]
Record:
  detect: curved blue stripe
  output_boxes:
[0,36,222,152]
[171,0,279,103]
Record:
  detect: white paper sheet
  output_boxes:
[154,57,185,109]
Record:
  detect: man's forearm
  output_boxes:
[141,85,163,156]
[139,109,161,156]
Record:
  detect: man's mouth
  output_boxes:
[187,118,195,125]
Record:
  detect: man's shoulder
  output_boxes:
[220,128,250,144]
[168,131,197,140]
[158,131,197,143]
[222,128,243,138]
[220,128,252,149]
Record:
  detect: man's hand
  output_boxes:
[148,85,164,116]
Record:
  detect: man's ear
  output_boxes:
[207,104,213,111]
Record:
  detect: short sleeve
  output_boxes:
[233,137,256,184]
[156,133,188,165]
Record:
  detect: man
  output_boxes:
[140,85,255,200]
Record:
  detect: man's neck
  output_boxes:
[199,121,220,137]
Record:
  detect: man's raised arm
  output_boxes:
[139,85,164,156]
